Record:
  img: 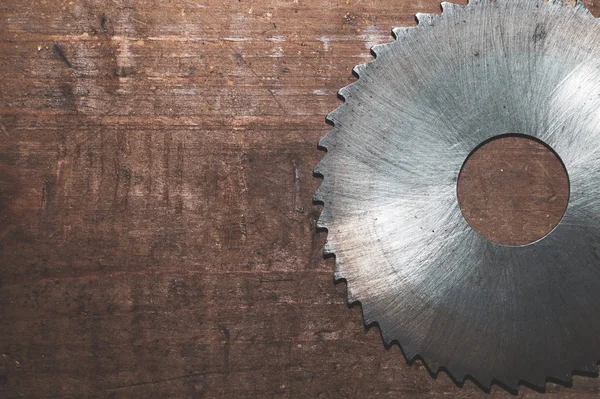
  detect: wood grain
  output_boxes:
[458,136,570,246]
[0,0,598,397]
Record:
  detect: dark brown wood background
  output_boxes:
[0,0,597,397]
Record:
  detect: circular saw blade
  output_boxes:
[315,0,600,390]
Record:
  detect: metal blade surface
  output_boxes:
[316,0,600,389]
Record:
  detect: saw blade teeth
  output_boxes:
[463,372,492,390]
[313,154,329,176]
[361,308,376,326]
[325,106,344,124]
[314,192,328,213]
[381,331,397,348]
[575,0,594,16]
[399,344,418,362]
[316,206,332,229]
[554,372,573,385]
[391,27,412,39]
[337,85,353,100]
[333,261,345,280]
[481,379,494,391]
[342,280,359,303]
[415,12,435,25]
[370,43,388,58]
[323,240,335,256]
[315,0,600,389]
[346,292,358,305]
[317,133,331,151]
[424,359,441,375]
[502,378,519,392]
[313,187,324,203]
[441,367,466,387]
[351,64,366,76]
[440,1,461,13]
[527,374,547,390]
[392,26,416,41]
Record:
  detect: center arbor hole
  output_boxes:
[457,135,569,246]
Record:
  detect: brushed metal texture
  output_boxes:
[315,0,600,390]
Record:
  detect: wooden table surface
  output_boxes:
[1,0,598,397]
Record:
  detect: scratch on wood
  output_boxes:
[226,41,287,114]
[292,160,302,213]
[53,43,73,68]
[130,16,149,26]
[101,371,225,393]
[40,184,47,211]
[163,133,172,206]
[267,89,287,115]
[0,122,9,137]
[219,326,231,377]
[318,36,332,51]
[100,13,109,31]
[238,154,249,243]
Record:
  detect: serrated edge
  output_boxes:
[313,0,600,393]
